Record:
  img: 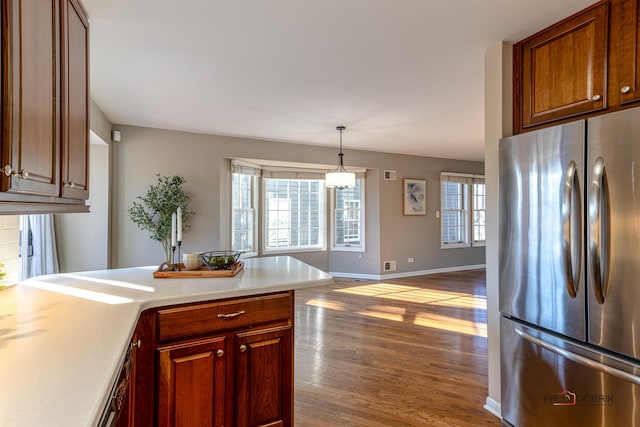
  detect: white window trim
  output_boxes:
[440,172,485,249]
[230,172,260,258]
[230,173,259,257]
[330,180,365,252]
[261,177,327,255]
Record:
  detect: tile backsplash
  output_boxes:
[0,215,20,283]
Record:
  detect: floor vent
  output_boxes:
[383,260,396,272]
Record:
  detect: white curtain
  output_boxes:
[19,215,59,280]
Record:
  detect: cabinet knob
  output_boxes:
[216,349,224,358]
[3,165,28,179]
[239,344,247,353]
[64,181,76,188]
[591,94,602,101]
[621,85,631,94]
[131,339,141,350]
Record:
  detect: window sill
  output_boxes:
[263,247,327,255]
[331,246,365,253]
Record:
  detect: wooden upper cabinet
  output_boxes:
[619,0,640,104]
[60,0,89,200]
[1,0,61,196]
[516,2,610,131]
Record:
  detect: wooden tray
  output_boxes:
[153,261,244,278]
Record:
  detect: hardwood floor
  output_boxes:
[293,269,500,427]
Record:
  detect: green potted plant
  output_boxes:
[128,174,193,264]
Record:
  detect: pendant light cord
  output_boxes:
[337,126,346,170]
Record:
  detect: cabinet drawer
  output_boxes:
[157,292,292,342]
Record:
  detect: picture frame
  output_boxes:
[403,178,426,215]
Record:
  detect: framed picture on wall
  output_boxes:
[403,178,426,215]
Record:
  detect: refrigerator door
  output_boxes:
[501,317,640,427]
[587,107,640,359]
[499,121,586,341]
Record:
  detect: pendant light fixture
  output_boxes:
[325,125,356,189]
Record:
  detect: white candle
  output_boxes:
[177,207,182,242]
[171,212,176,247]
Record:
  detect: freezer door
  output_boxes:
[499,121,586,341]
[501,317,640,427]
[587,107,640,359]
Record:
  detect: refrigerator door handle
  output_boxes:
[589,157,610,304]
[561,160,582,298]
[515,328,640,386]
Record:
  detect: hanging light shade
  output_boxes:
[325,126,356,189]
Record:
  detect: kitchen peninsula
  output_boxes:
[0,256,332,427]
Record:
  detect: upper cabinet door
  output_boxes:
[60,0,89,200]
[2,0,61,196]
[619,0,640,105]
[517,2,609,131]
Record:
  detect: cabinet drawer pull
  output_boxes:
[3,165,28,179]
[621,85,631,94]
[591,94,601,101]
[217,310,246,319]
[239,344,247,353]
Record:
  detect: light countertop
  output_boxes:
[0,256,332,427]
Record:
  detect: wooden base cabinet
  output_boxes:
[236,326,292,427]
[157,336,228,427]
[151,292,294,427]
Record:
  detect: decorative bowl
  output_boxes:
[200,250,241,270]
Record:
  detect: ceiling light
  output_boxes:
[325,126,356,189]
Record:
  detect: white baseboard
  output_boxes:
[484,396,501,419]
[329,263,486,280]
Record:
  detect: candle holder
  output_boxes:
[171,245,177,271]
[176,241,182,271]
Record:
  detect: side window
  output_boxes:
[472,179,486,245]
[332,179,364,251]
[441,173,485,248]
[231,173,257,254]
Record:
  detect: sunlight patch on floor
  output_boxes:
[305,282,488,338]
[356,308,487,337]
[305,299,347,311]
[336,283,486,310]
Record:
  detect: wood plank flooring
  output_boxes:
[293,269,500,427]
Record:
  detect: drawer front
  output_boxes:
[157,292,292,342]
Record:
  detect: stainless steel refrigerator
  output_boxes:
[499,107,640,427]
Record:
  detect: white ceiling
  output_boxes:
[84,0,594,161]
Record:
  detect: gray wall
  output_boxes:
[90,98,112,144]
[56,143,110,272]
[110,125,485,275]
[56,99,113,272]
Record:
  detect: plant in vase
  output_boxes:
[128,174,193,265]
